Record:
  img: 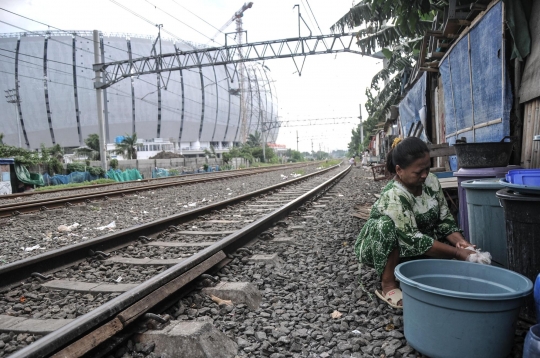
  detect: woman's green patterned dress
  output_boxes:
[355,173,460,276]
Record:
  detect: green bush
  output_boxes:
[88,166,105,177]
[169,169,180,176]
[110,158,118,169]
[67,162,86,173]
[49,158,63,175]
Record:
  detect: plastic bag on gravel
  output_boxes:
[96,221,116,231]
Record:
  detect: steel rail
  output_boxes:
[0,163,340,289]
[0,163,314,218]
[8,164,350,358]
[0,162,312,200]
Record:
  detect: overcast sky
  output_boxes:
[0,0,381,153]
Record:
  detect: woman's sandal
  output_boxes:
[375,288,403,309]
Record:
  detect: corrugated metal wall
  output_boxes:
[520,98,540,168]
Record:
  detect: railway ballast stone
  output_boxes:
[248,253,283,269]
[202,282,262,310]
[135,320,237,358]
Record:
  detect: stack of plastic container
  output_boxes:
[497,168,540,321]
[453,166,520,239]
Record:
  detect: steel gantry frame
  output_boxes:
[93,32,366,90]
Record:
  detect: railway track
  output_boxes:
[0,163,350,358]
[0,162,316,218]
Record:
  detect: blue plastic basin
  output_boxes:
[395,260,532,358]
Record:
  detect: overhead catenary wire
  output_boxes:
[144,0,223,46]
[109,0,190,46]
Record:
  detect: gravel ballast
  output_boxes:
[0,165,324,265]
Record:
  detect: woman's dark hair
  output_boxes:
[385,137,429,174]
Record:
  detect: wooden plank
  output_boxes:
[427,52,445,59]
[420,67,439,73]
[428,146,456,158]
[533,100,540,168]
[521,102,533,168]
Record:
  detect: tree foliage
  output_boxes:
[114,133,141,160]
[332,0,443,154]
[246,131,262,147]
[75,133,101,160]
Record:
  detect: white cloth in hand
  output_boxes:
[465,246,492,265]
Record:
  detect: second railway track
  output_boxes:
[0,163,350,358]
[0,162,317,218]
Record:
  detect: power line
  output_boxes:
[109,0,189,46]
[305,0,325,36]
[167,0,222,34]
[144,0,221,45]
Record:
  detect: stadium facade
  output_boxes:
[0,31,279,151]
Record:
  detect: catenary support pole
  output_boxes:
[359,104,364,148]
[93,30,108,171]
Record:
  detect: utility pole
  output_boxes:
[296,130,299,152]
[4,89,22,147]
[358,104,364,152]
[93,30,108,171]
[311,139,313,155]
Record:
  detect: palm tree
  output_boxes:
[0,133,4,146]
[246,131,262,147]
[332,0,437,149]
[114,133,141,160]
[75,133,101,160]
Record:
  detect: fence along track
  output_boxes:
[5,164,350,358]
[0,162,315,218]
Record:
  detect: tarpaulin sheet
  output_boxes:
[14,163,44,186]
[42,171,101,186]
[439,1,511,147]
[106,168,143,182]
[519,0,540,103]
[399,72,428,141]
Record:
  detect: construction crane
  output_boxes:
[208,2,253,143]
[209,2,253,44]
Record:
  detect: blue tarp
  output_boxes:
[42,171,101,186]
[106,169,143,182]
[399,72,428,141]
[439,1,512,145]
[439,1,512,170]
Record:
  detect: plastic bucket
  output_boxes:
[506,169,540,186]
[496,188,540,321]
[395,259,532,358]
[461,178,507,267]
[454,166,520,239]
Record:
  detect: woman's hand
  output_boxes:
[447,232,476,249]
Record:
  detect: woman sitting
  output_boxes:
[355,137,489,309]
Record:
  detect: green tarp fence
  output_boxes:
[106,168,143,182]
[15,163,44,186]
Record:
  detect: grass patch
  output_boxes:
[35,179,117,191]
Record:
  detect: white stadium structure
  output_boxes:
[0,31,279,152]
